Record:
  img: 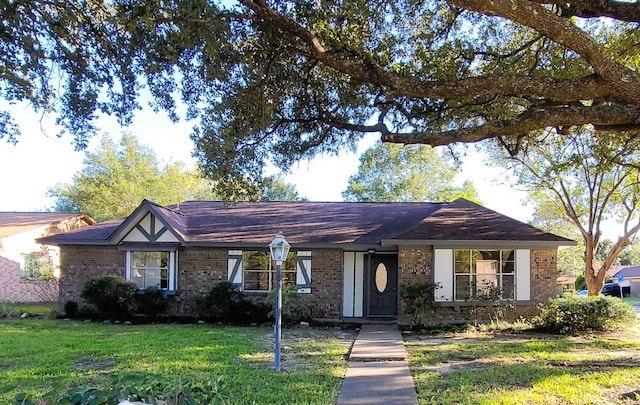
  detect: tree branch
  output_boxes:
[534,0,640,23]
[382,103,640,146]
[450,0,640,103]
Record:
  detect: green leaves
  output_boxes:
[342,142,482,202]
[48,133,218,220]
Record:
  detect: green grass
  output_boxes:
[0,319,354,404]
[622,296,640,306]
[406,326,640,404]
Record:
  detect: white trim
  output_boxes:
[342,252,365,317]
[343,252,355,317]
[516,249,531,301]
[434,249,454,302]
[354,253,364,317]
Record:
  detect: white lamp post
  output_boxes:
[269,233,290,372]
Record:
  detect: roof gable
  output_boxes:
[108,200,183,244]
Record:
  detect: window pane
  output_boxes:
[501,250,515,273]
[21,253,54,280]
[501,275,515,299]
[244,251,270,270]
[455,274,474,301]
[454,250,470,273]
[243,251,297,291]
[131,251,169,289]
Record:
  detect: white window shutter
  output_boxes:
[228,250,243,287]
[434,249,454,302]
[296,251,312,293]
[516,249,531,301]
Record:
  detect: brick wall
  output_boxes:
[0,256,59,302]
[171,248,228,316]
[397,247,559,324]
[308,249,342,318]
[58,246,343,319]
[59,246,125,310]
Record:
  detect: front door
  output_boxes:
[367,254,398,318]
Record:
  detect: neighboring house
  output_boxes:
[39,198,574,324]
[611,266,640,296]
[557,275,576,295]
[0,212,95,302]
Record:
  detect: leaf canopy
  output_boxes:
[3,0,640,194]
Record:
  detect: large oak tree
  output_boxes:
[2,1,640,194]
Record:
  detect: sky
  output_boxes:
[0,99,532,224]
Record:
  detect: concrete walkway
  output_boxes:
[336,324,418,405]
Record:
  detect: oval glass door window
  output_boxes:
[375,263,388,293]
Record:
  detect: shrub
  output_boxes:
[267,284,318,323]
[532,296,637,334]
[0,300,18,318]
[197,282,270,323]
[63,301,78,318]
[197,282,244,322]
[80,276,137,320]
[399,282,440,325]
[133,286,168,317]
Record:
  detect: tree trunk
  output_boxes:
[584,238,605,296]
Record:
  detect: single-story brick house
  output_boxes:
[38,198,574,324]
[0,212,95,302]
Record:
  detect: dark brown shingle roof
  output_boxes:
[38,199,574,247]
[0,212,95,239]
[391,199,571,242]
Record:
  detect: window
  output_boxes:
[21,252,54,281]
[126,251,176,291]
[242,251,297,292]
[454,249,515,301]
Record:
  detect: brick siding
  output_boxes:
[397,247,559,324]
[58,246,125,311]
[0,256,58,302]
[58,246,343,319]
[58,244,557,323]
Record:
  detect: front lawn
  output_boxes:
[0,319,355,404]
[406,326,640,404]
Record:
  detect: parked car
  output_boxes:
[600,283,622,297]
[575,289,589,298]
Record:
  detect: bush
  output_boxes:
[267,284,317,323]
[63,301,78,318]
[532,296,637,334]
[399,282,439,325]
[80,276,137,320]
[196,282,270,324]
[0,300,18,318]
[133,286,168,317]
